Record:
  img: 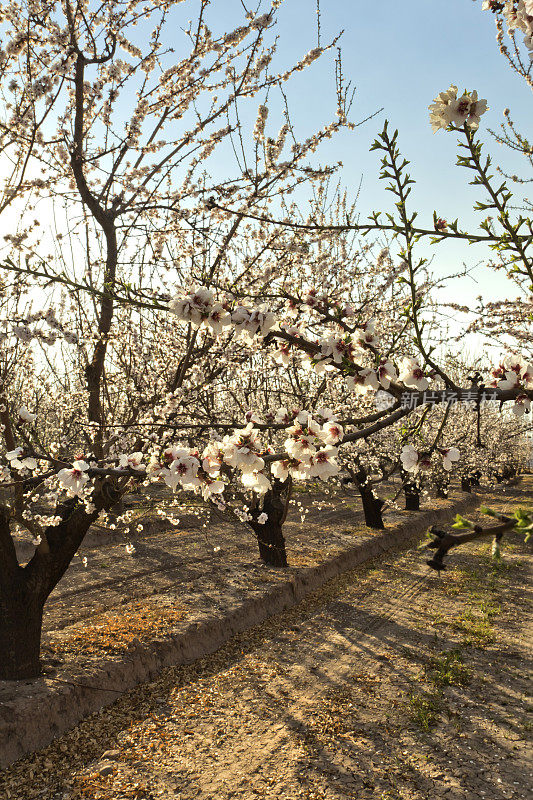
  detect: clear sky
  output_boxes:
[205,0,531,311]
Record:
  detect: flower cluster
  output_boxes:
[400,444,460,473]
[168,289,276,338]
[149,446,225,500]
[168,288,231,334]
[9,307,78,346]
[398,357,430,391]
[491,354,533,415]
[273,411,343,482]
[429,85,488,132]
[485,0,533,58]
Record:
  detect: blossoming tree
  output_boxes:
[0,0,531,681]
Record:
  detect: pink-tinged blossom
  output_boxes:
[169,288,232,335]
[206,303,231,334]
[241,470,271,494]
[520,360,533,386]
[202,442,224,476]
[232,306,276,338]
[400,445,419,473]
[200,478,225,500]
[320,335,350,364]
[321,421,344,445]
[346,368,379,393]
[119,452,146,471]
[273,345,291,366]
[57,460,90,496]
[303,289,319,308]
[497,370,520,390]
[284,434,316,463]
[377,359,398,389]
[274,407,293,424]
[356,319,379,348]
[161,467,181,492]
[224,445,265,473]
[429,85,488,132]
[440,447,460,471]
[399,358,429,391]
[169,455,201,489]
[309,447,340,480]
[271,460,290,481]
[168,296,203,326]
[245,410,263,424]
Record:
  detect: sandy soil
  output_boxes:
[32,482,408,636]
[0,480,530,800]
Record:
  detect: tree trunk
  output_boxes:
[0,484,123,679]
[351,466,385,530]
[461,477,471,493]
[358,486,385,529]
[404,482,420,511]
[249,480,289,567]
[0,592,43,679]
[469,471,481,487]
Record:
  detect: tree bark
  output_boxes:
[404,481,420,511]
[469,470,481,487]
[0,484,122,679]
[249,479,289,567]
[0,590,44,680]
[350,466,385,529]
[358,485,385,529]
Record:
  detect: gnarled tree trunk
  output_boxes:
[354,467,385,529]
[249,479,290,567]
[0,485,121,680]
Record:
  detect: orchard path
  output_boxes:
[1,479,531,800]
[16,482,406,634]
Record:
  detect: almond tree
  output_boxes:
[0,0,353,678]
[0,0,532,681]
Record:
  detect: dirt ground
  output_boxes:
[0,480,530,800]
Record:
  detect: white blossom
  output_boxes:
[399,358,429,391]
[440,447,460,471]
[429,85,488,132]
[400,445,419,473]
[18,406,36,423]
[57,460,90,496]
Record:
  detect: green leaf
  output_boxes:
[451,514,474,530]
[480,506,498,517]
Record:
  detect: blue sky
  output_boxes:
[204,0,531,309]
[5,0,528,321]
